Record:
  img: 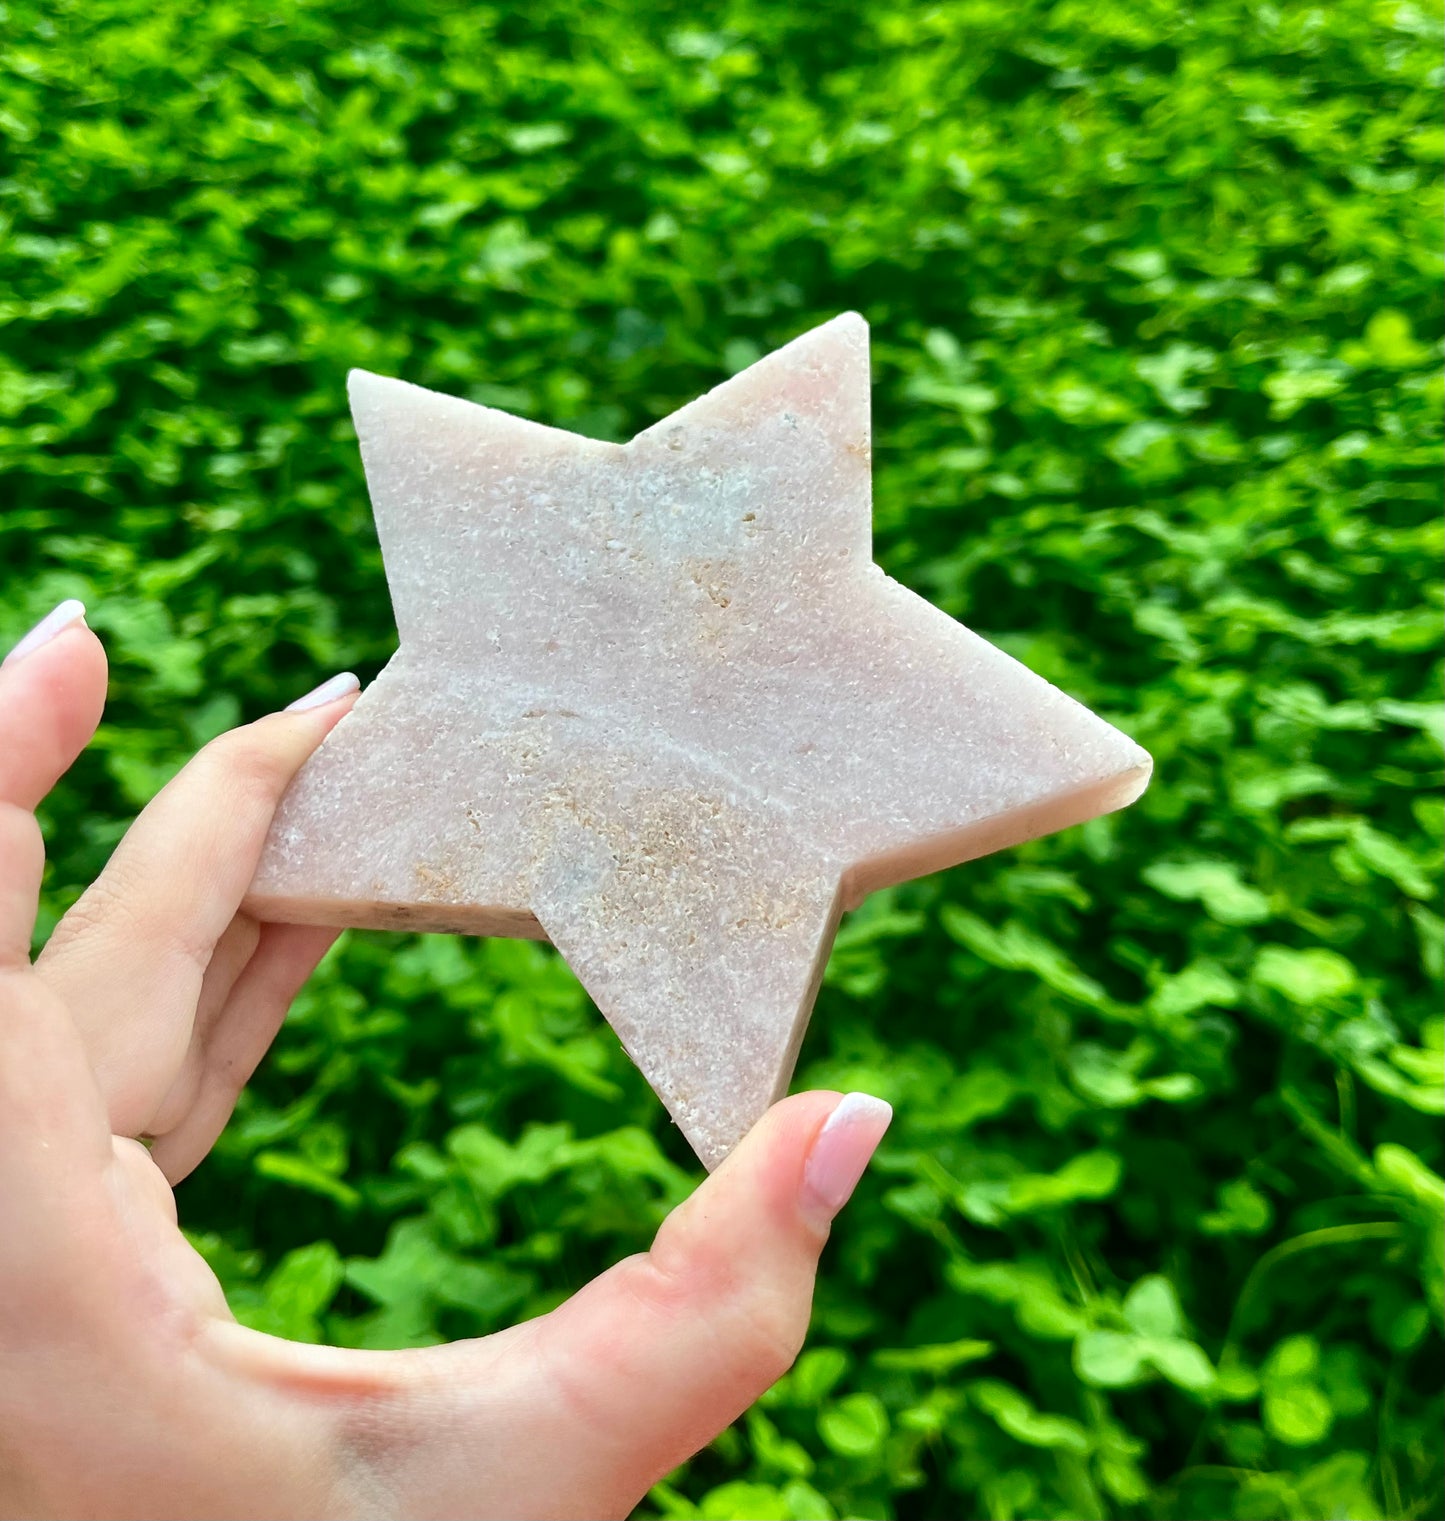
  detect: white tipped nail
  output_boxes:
[285,671,360,712]
[803,1091,894,1221]
[3,599,88,668]
[819,1090,894,1138]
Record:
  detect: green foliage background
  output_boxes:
[2,1,1442,1516]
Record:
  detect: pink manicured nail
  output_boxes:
[802,1092,893,1221]
[285,671,360,712]
[3,599,88,668]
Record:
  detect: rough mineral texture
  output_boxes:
[247,314,1151,1168]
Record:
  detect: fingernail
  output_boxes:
[285,671,360,712]
[3,599,88,668]
[802,1092,893,1222]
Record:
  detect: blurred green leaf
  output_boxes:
[874,1338,993,1375]
[1123,1275,1185,1339]
[1075,1331,1148,1389]
[1253,946,1360,1003]
[969,1381,1090,1454]
[817,1393,889,1459]
[1144,860,1273,925]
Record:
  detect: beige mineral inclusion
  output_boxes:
[247,314,1151,1168]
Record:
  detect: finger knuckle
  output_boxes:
[640,1239,806,1386]
[43,860,211,980]
[44,873,145,954]
[198,724,294,809]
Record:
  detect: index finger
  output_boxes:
[0,603,107,963]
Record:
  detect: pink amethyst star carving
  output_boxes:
[247,314,1151,1168]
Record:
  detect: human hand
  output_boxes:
[0,601,892,1521]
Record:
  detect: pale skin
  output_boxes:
[0,604,892,1521]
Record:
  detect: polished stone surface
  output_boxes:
[248,315,1151,1167]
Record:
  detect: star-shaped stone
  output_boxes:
[248,315,1150,1168]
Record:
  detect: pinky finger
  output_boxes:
[147,922,340,1183]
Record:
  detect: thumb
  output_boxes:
[529,1089,892,1516]
[200,1091,892,1521]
